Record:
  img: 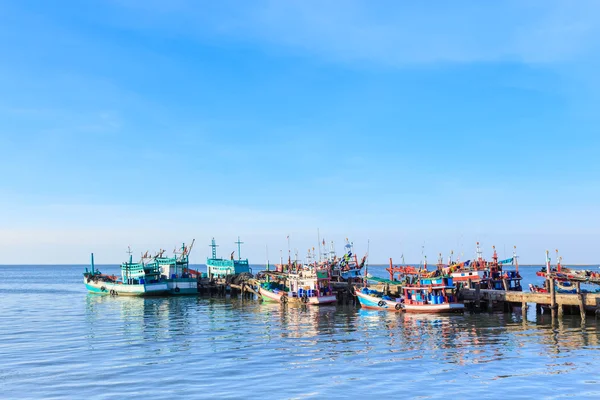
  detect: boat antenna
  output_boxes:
[235,236,244,260]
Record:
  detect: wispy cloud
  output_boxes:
[108,0,600,66]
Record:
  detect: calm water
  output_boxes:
[1,265,600,399]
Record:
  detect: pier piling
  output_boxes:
[549,278,557,310]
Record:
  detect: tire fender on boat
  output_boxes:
[281,295,288,304]
[174,287,180,293]
[378,300,386,307]
[301,295,309,304]
[395,303,402,311]
[100,286,106,292]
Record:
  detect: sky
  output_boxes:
[1,0,600,265]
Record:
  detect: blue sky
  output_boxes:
[1,0,600,264]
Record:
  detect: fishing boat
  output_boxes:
[287,263,336,305]
[533,250,600,294]
[257,249,336,305]
[537,250,600,284]
[355,287,404,311]
[449,244,522,291]
[330,239,366,283]
[402,275,464,313]
[83,252,169,296]
[206,237,251,278]
[257,273,289,303]
[153,241,198,295]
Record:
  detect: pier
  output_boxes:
[460,284,600,319]
[195,272,600,321]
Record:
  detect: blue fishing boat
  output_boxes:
[355,288,404,311]
[330,239,366,283]
[83,252,169,296]
[206,237,251,278]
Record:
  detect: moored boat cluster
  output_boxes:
[82,238,536,315]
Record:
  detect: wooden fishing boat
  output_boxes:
[402,276,464,313]
[257,278,289,303]
[537,250,600,284]
[257,255,336,305]
[449,244,522,291]
[287,265,337,305]
[355,288,403,311]
[83,253,169,296]
[329,239,366,283]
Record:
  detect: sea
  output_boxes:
[1,264,600,399]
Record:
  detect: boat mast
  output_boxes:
[329,241,336,262]
[364,239,370,287]
[513,246,519,274]
[556,249,562,273]
[235,236,244,260]
[294,249,298,270]
[317,229,321,263]
[126,246,133,282]
[265,245,269,271]
[287,235,291,269]
[210,238,218,259]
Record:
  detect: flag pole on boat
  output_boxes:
[287,234,291,271]
[264,244,270,274]
[364,239,370,288]
[317,228,322,263]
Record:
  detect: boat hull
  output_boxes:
[451,270,485,282]
[258,287,288,303]
[292,294,337,306]
[84,278,169,296]
[403,303,464,313]
[165,279,198,295]
[356,291,403,312]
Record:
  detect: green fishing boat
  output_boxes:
[83,252,169,296]
[206,237,251,278]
